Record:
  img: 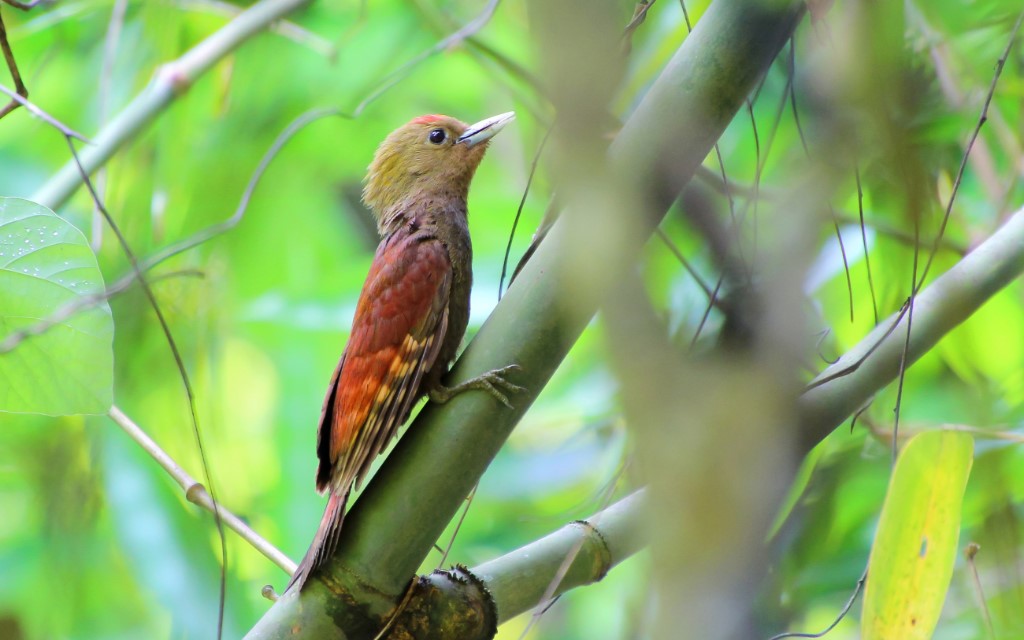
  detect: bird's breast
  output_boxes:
[440,219,472,366]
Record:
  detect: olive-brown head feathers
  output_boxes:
[362,112,514,229]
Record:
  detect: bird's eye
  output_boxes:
[428,128,447,145]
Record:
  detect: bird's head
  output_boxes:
[363,112,514,229]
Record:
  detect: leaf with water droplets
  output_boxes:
[0,198,113,415]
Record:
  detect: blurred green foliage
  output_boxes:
[0,0,1022,638]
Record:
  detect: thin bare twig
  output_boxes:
[944,424,1024,444]
[890,10,1023,464]
[108,406,297,574]
[0,82,89,141]
[803,299,911,392]
[435,483,478,569]
[0,6,28,120]
[143,106,341,268]
[854,171,878,326]
[787,38,853,323]
[347,0,502,117]
[623,0,656,37]
[406,0,547,116]
[767,569,867,639]
[866,419,1024,446]
[915,10,1024,292]
[499,123,551,299]
[964,543,995,639]
[655,228,719,306]
[890,214,918,462]
[746,95,761,249]
[690,275,724,348]
[1,107,338,357]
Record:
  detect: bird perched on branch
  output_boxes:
[287,112,521,592]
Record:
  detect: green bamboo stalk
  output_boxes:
[799,205,1024,443]
[246,0,804,636]
[251,492,646,640]
[375,491,647,639]
[477,490,647,623]
[31,0,312,211]
[335,0,802,597]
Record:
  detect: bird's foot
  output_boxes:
[429,365,524,409]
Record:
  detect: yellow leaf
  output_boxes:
[861,430,973,640]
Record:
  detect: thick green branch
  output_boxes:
[477,489,646,622]
[799,205,1024,443]
[371,491,646,640]
[340,0,800,596]
[247,0,803,636]
[31,0,312,211]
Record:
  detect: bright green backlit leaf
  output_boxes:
[861,430,974,640]
[0,197,113,415]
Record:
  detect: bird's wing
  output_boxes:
[315,229,451,494]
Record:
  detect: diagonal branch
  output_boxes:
[108,403,296,573]
[109,405,297,574]
[0,82,88,140]
[246,0,805,636]
[30,0,313,211]
[180,0,337,60]
[798,204,1024,447]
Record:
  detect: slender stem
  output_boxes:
[0,82,88,140]
[108,405,297,575]
[0,8,29,120]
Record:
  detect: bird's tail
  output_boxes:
[286,490,349,593]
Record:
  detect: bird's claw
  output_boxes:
[430,364,525,408]
[475,365,525,408]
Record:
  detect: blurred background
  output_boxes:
[0,0,1022,638]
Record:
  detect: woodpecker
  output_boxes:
[287,112,520,592]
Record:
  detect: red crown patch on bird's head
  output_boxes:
[411,114,447,126]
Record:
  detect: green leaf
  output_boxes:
[861,430,974,640]
[767,436,825,541]
[0,197,114,415]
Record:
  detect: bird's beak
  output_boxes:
[458,111,515,148]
